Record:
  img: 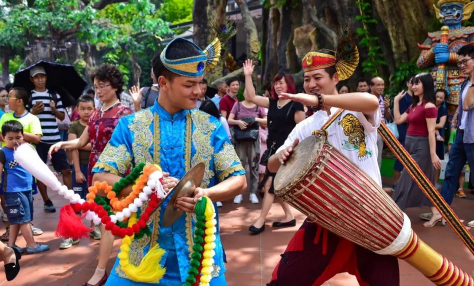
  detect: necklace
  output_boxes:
[277,99,289,109]
[101,99,120,113]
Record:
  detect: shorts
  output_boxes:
[5,191,33,225]
[36,142,70,172]
[72,163,89,199]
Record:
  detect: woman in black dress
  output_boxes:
[242,60,305,234]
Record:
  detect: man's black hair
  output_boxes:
[11,87,29,108]
[457,44,474,57]
[152,40,202,82]
[200,78,208,85]
[357,78,369,86]
[226,77,239,86]
[2,120,23,137]
[324,66,337,78]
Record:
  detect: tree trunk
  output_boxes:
[1,48,10,85]
[193,0,228,83]
[130,52,142,87]
[235,0,260,61]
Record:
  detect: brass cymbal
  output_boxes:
[162,163,205,227]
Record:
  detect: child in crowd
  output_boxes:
[59,95,99,249]
[0,87,43,241]
[0,120,49,254]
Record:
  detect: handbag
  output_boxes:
[232,103,260,141]
[386,115,399,139]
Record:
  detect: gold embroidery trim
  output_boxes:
[130,109,154,165]
[214,141,244,182]
[94,144,132,176]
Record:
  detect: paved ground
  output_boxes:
[1,178,474,286]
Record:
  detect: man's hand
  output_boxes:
[243,59,255,77]
[31,101,44,114]
[162,172,178,193]
[75,171,86,184]
[280,92,319,106]
[176,187,208,213]
[50,100,56,110]
[277,139,299,165]
[129,86,142,105]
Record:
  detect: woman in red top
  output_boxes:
[49,64,133,286]
[392,73,441,225]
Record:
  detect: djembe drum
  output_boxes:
[274,131,473,286]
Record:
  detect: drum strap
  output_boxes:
[321,108,344,130]
[378,122,474,255]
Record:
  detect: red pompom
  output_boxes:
[112,225,121,236]
[137,220,146,228]
[126,228,134,237]
[132,224,140,233]
[101,216,111,224]
[119,228,127,238]
[149,201,158,208]
[94,206,102,214]
[144,206,154,215]
[55,205,92,240]
[105,222,115,231]
[72,204,82,213]
[81,202,90,212]
[89,202,97,209]
[140,213,150,222]
[98,210,108,218]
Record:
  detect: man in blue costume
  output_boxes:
[92,37,246,285]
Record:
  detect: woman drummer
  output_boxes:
[243,59,305,234]
[392,73,442,226]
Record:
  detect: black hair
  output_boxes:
[435,88,448,100]
[2,120,23,137]
[263,82,272,93]
[338,84,350,93]
[357,78,368,86]
[152,40,203,82]
[412,73,436,107]
[4,83,12,93]
[324,66,337,79]
[200,78,208,85]
[11,87,29,108]
[86,89,95,95]
[407,74,415,84]
[89,64,124,99]
[226,77,239,87]
[77,95,95,107]
[457,44,474,57]
[199,100,220,119]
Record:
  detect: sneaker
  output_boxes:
[89,227,101,240]
[1,227,10,241]
[233,194,243,204]
[456,189,467,198]
[216,202,223,208]
[420,212,432,221]
[249,193,259,204]
[26,243,50,254]
[2,213,7,222]
[11,245,24,255]
[59,238,80,249]
[44,200,56,213]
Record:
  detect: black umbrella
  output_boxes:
[13,60,87,107]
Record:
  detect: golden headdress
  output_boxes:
[301,26,359,81]
[434,0,474,21]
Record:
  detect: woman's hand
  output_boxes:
[431,154,442,170]
[237,120,248,130]
[48,142,63,160]
[394,90,406,102]
[243,59,254,77]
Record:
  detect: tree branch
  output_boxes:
[87,0,128,10]
[301,0,337,48]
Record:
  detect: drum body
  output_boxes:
[274,132,406,253]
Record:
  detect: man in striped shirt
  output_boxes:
[29,66,72,212]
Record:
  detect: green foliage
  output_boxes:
[0,55,23,75]
[355,0,387,76]
[158,0,193,25]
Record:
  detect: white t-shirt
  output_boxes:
[220,116,231,139]
[459,80,470,130]
[278,107,382,186]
